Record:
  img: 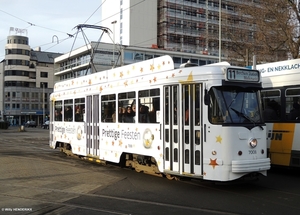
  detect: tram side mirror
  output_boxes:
[204,93,210,106]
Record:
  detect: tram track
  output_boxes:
[1,183,240,215]
[181,177,300,212]
[1,133,300,215]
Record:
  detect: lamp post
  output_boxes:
[111,20,117,68]
[42,83,45,124]
[219,0,222,62]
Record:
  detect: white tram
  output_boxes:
[50,55,270,181]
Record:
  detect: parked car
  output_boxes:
[25,121,37,127]
[42,120,50,129]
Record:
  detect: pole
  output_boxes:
[111,20,117,68]
[42,83,45,124]
[219,0,222,62]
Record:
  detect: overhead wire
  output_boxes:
[1,0,154,58]
[0,1,104,56]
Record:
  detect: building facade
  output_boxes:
[100,0,257,61]
[3,35,62,126]
[54,41,219,81]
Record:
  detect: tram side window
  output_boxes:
[261,90,281,121]
[75,98,85,122]
[54,101,62,121]
[286,88,300,120]
[118,91,136,123]
[138,88,160,123]
[101,94,116,122]
[64,99,73,121]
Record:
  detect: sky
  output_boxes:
[0,0,113,59]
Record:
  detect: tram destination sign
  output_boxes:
[226,68,260,82]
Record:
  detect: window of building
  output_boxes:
[173,57,181,64]
[40,72,48,78]
[41,82,48,88]
[124,51,134,61]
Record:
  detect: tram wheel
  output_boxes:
[166,174,175,180]
[135,168,142,173]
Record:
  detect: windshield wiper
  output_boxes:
[231,108,263,130]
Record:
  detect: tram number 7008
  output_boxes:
[249,150,257,154]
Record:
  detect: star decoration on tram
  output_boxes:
[150,64,155,71]
[209,158,218,169]
[216,135,222,143]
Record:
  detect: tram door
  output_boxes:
[163,84,203,176]
[86,95,100,156]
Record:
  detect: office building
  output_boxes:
[2,33,62,125]
[101,0,251,60]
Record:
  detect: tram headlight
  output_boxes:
[249,138,258,148]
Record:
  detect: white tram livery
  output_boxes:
[50,55,270,182]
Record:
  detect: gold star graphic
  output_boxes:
[140,67,143,73]
[216,135,222,143]
[124,80,128,86]
[88,79,92,85]
[150,64,155,71]
[179,72,194,84]
[153,77,157,82]
[157,64,161,70]
[120,71,124,78]
[209,158,218,169]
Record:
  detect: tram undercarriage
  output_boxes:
[57,142,183,180]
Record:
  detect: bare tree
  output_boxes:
[223,0,300,66]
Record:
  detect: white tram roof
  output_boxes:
[51,55,243,101]
[254,58,300,88]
